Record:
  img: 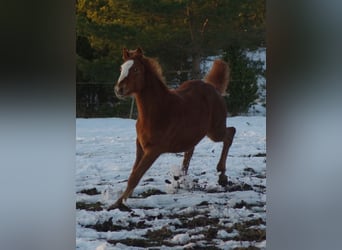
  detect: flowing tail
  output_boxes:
[204,60,230,95]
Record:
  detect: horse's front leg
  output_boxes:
[133,139,143,170]
[108,150,160,210]
[182,147,194,175]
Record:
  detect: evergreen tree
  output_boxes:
[223,46,265,116]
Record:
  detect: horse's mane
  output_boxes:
[141,56,166,85]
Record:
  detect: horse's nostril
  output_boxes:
[115,85,125,97]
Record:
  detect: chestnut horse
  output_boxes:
[110,48,235,210]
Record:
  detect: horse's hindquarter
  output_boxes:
[163,81,223,152]
[175,80,225,122]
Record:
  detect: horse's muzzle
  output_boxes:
[114,84,127,99]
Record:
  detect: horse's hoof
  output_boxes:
[107,202,131,212]
[218,174,228,187]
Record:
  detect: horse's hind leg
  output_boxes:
[217,127,236,186]
[208,126,236,186]
[182,147,194,175]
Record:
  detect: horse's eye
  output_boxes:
[134,68,138,72]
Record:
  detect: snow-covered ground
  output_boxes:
[76,116,266,249]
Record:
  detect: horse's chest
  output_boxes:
[136,123,160,149]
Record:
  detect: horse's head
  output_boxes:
[114,47,146,98]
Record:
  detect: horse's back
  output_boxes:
[175,80,226,115]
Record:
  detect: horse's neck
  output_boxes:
[135,77,171,122]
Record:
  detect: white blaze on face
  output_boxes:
[118,60,134,83]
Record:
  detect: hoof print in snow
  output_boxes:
[197,201,209,206]
[76,201,103,211]
[243,167,257,174]
[139,188,166,198]
[79,188,101,195]
[107,203,132,212]
[143,178,154,182]
[227,182,253,192]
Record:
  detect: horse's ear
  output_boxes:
[136,47,143,55]
[122,48,129,60]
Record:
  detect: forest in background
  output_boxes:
[76,0,265,117]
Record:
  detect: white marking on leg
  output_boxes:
[118,60,134,83]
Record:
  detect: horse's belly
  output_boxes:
[166,127,207,153]
[138,127,206,153]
